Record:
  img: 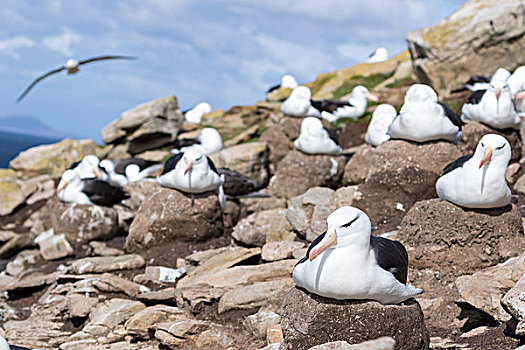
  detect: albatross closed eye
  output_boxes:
[341,215,359,228]
[496,144,505,150]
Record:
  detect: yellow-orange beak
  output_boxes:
[367,93,379,102]
[93,166,102,179]
[309,226,337,261]
[184,160,193,175]
[496,87,501,99]
[516,91,525,100]
[479,147,492,168]
[57,180,68,193]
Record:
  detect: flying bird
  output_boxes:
[16,55,137,102]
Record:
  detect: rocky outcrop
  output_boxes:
[101,96,184,154]
[268,150,346,199]
[260,117,302,167]
[233,208,284,246]
[209,141,270,184]
[455,254,525,322]
[43,197,120,246]
[343,144,373,186]
[0,169,25,216]
[125,188,223,260]
[9,138,97,178]
[352,140,462,233]
[286,186,362,241]
[459,121,522,162]
[406,0,525,96]
[280,287,429,350]
[397,199,524,278]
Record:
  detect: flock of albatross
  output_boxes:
[4,48,525,348]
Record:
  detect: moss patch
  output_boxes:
[331,72,394,99]
[306,72,336,96]
[385,77,414,89]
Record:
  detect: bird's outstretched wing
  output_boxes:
[78,55,137,66]
[16,66,65,102]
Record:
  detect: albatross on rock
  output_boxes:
[388,84,463,142]
[365,103,397,147]
[293,206,422,304]
[57,169,129,206]
[318,85,378,123]
[16,55,136,102]
[461,79,521,130]
[171,128,223,155]
[436,134,511,209]
[294,117,341,155]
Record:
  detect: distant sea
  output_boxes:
[0,129,60,168]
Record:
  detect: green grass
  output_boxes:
[309,73,336,96]
[331,72,393,99]
[385,77,413,89]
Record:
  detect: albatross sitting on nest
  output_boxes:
[293,206,422,304]
[436,134,511,209]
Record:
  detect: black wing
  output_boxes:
[267,83,282,93]
[323,126,339,145]
[438,102,464,130]
[16,66,66,102]
[68,160,81,170]
[9,346,32,350]
[218,168,264,196]
[467,89,486,105]
[162,153,184,175]
[172,138,201,149]
[368,50,377,58]
[442,154,474,175]
[465,75,490,86]
[296,232,326,266]
[311,99,353,113]
[207,156,219,174]
[113,158,159,175]
[78,55,137,66]
[370,235,408,284]
[81,179,129,206]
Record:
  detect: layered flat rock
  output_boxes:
[456,254,525,322]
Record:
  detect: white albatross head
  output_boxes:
[475,134,511,169]
[352,85,378,102]
[300,116,325,136]
[309,206,371,261]
[281,74,298,89]
[289,86,311,100]
[181,149,210,176]
[404,84,438,104]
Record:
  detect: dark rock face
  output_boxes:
[44,197,119,246]
[260,117,302,168]
[397,199,525,279]
[353,140,462,233]
[268,150,346,199]
[459,121,522,162]
[125,187,223,254]
[100,96,184,155]
[280,287,429,350]
[343,144,373,186]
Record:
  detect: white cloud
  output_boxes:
[0,35,35,58]
[43,29,81,56]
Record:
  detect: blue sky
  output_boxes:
[0,0,467,142]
